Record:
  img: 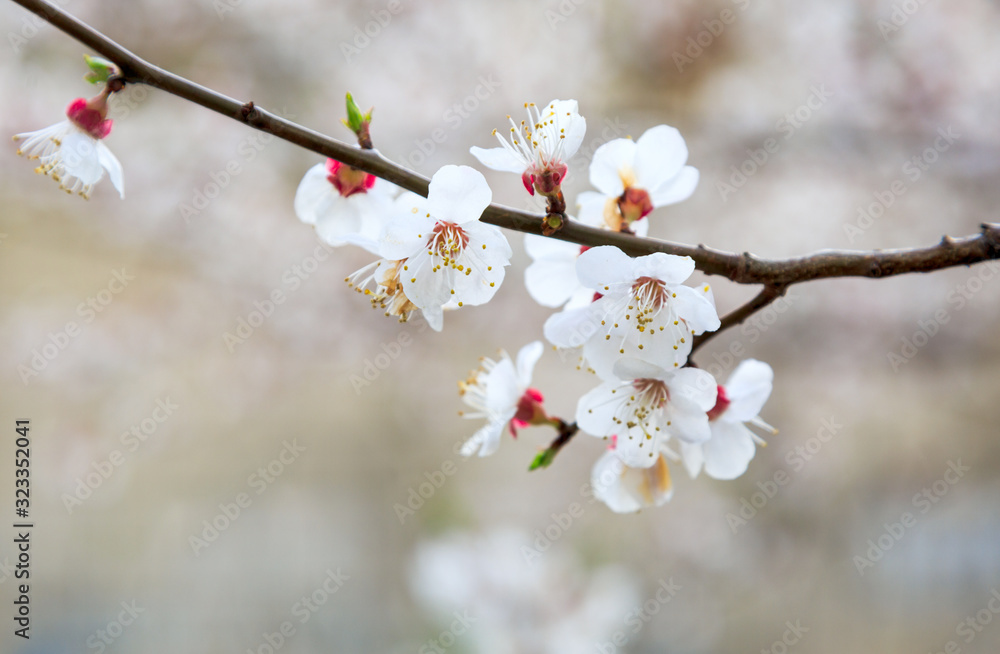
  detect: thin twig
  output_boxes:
[690,284,787,355]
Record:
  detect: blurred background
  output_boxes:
[2,0,1000,652]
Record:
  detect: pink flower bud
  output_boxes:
[325,158,376,197]
[66,95,113,140]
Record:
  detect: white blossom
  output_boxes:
[379,165,511,315]
[576,358,717,468]
[470,99,586,196]
[577,124,698,232]
[294,157,396,249]
[14,96,123,199]
[459,341,547,457]
[680,359,777,480]
[543,245,719,380]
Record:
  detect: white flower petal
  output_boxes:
[679,441,705,478]
[633,125,688,192]
[546,99,587,159]
[576,245,635,290]
[615,427,663,468]
[420,303,445,332]
[96,142,124,198]
[668,367,718,411]
[515,341,543,387]
[485,358,519,413]
[469,145,526,173]
[649,166,699,207]
[427,165,492,225]
[564,285,596,310]
[589,138,636,196]
[379,213,434,261]
[401,249,452,309]
[611,357,668,382]
[294,163,333,225]
[523,232,581,303]
[543,303,602,350]
[524,233,579,261]
[632,253,695,285]
[451,225,510,306]
[575,382,626,437]
[576,191,610,229]
[60,131,104,185]
[461,419,507,457]
[723,359,774,422]
[701,421,757,480]
[591,450,642,513]
[664,396,711,443]
[671,285,721,334]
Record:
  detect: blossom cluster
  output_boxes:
[13,79,776,513]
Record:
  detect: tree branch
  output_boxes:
[10,0,1000,339]
[690,284,787,355]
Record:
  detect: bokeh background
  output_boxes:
[2,0,1000,652]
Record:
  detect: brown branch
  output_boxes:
[690,284,788,355]
[9,0,1000,328]
[529,420,580,470]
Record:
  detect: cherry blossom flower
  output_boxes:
[680,359,777,480]
[577,125,698,232]
[345,256,445,331]
[523,231,594,310]
[294,157,397,249]
[523,211,649,310]
[459,341,551,457]
[470,99,586,197]
[590,444,674,513]
[576,358,717,468]
[543,245,719,379]
[379,165,511,313]
[13,92,123,199]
